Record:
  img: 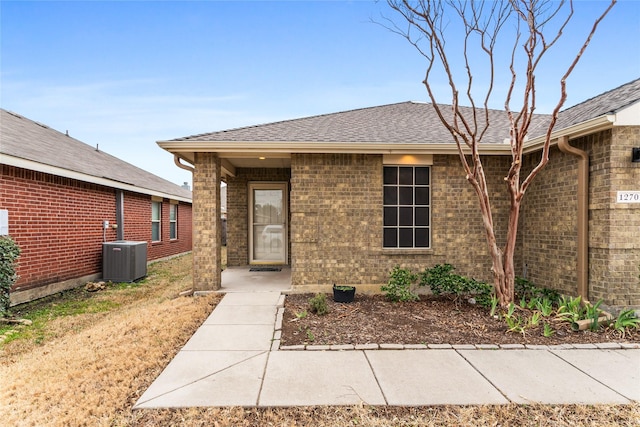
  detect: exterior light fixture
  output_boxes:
[258,156,266,160]
[632,147,640,163]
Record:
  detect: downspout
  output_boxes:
[557,136,589,301]
[115,190,124,240]
[174,155,195,173]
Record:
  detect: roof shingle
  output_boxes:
[170,102,528,144]
[1,109,191,200]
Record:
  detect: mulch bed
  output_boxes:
[280,293,640,347]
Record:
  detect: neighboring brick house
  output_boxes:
[158,79,639,308]
[1,109,193,305]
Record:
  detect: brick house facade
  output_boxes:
[520,126,640,306]
[160,79,639,308]
[1,110,193,305]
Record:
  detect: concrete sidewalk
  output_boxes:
[135,291,640,408]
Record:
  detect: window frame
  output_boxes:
[151,200,162,242]
[382,165,431,249]
[169,203,178,240]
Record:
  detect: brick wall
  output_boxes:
[121,192,192,260]
[290,154,382,287]
[1,165,192,300]
[588,127,640,305]
[431,154,511,280]
[519,145,581,296]
[520,127,640,307]
[286,153,509,291]
[192,152,222,291]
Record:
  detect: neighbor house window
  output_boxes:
[152,201,161,241]
[169,204,177,240]
[383,166,431,248]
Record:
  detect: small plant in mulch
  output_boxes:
[308,293,329,315]
[381,266,419,302]
[543,322,555,337]
[613,309,640,338]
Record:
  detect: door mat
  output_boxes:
[249,267,282,272]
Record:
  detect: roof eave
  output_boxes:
[158,108,634,160]
[157,140,513,156]
[1,153,192,203]
[523,114,616,154]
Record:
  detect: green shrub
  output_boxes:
[419,264,457,295]
[308,293,329,315]
[514,277,560,303]
[419,264,492,307]
[0,236,21,317]
[381,266,419,302]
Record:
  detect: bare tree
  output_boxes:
[385,0,615,306]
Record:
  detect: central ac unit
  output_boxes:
[102,241,147,282]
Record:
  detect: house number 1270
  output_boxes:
[616,191,640,203]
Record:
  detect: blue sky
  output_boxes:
[2,0,639,187]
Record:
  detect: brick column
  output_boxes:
[192,153,222,292]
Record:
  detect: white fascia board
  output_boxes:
[157,141,512,156]
[1,154,192,203]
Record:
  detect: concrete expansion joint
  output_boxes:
[278,342,639,351]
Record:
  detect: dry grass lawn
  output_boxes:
[1,253,638,426]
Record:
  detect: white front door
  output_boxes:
[249,182,287,264]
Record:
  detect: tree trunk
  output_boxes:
[472,172,522,307]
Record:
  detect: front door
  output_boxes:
[249,182,287,264]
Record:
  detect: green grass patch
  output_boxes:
[2,283,127,347]
[2,253,195,349]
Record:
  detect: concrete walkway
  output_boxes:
[135,289,640,408]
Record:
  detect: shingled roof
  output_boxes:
[552,78,640,130]
[167,78,639,146]
[1,109,191,201]
[169,102,539,144]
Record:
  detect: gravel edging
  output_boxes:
[272,304,640,351]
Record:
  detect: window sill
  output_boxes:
[382,248,433,255]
